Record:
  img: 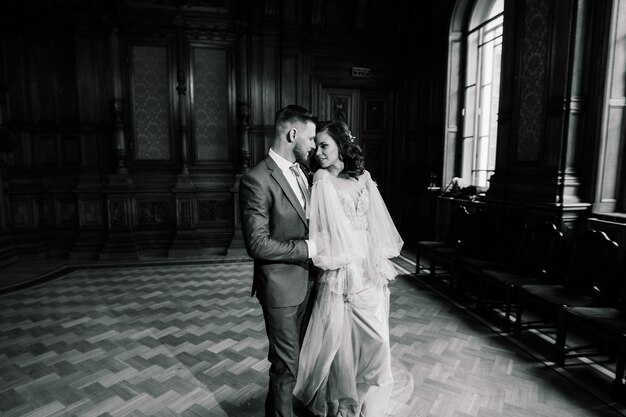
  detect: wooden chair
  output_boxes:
[477,221,563,332]
[415,205,470,277]
[514,230,620,338]
[554,261,626,396]
[430,208,494,289]
[454,215,529,297]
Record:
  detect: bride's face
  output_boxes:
[315,131,341,170]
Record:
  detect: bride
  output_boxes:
[294,121,403,417]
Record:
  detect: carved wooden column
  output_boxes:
[71,23,108,260]
[552,0,593,234]
[486,0,591,232]
[0,162,15,269]
[227,103,251,257]
[227,29,251,257]
[169,19,201,257]
[0,79,18,268]
[175,20,190,177]
[100,23,138,260]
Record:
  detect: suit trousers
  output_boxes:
[262,287,314,417]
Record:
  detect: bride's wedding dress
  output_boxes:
[294,169,403,417]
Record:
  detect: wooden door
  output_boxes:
[319,87,359,132]
[359,90,395,199]
[318,87,395,201]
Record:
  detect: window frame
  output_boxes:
[444,0,504,191]
[593,0,626,215]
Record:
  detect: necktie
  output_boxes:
[290,164,310,211]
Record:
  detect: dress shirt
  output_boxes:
[268,148,317,259]
[269,148,308,207]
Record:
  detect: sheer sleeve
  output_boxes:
[365,171,404,283]
[309,170,364,271]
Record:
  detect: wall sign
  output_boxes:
[351,67,371,77]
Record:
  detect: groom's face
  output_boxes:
[293,121,317,163]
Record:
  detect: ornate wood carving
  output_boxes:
[516,0,549,162]
[185,26,236,42]
[127,0,227,9]
[198,199,229,223]
[178,198,192,226]
[138,201,171,224]
[175,24,190,174]
[58,198,77,225]
[108,199,131,228]
[10,199,37,230]
[311,0,325,27]
[237,102,250,172]
[79,199,104,227]
[331,97,349,124]
[110,25,128,174]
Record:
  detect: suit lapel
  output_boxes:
[264,156,308,227]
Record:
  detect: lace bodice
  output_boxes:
[336,185,369,231]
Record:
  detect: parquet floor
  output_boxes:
[0,257,625,417]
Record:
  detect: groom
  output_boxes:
[239,104,318,417]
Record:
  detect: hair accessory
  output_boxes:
[348,130,356,143]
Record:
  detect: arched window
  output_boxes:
[594,0,626,214]
[445,0,504,190]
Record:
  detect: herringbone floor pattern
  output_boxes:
[0,259,624,416]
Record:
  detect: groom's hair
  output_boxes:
[275,105,316,130]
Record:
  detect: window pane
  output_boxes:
[461,0,503,187]
[479,84,492,137]
[466,31,479,86]
[484,15,503,33]
[481,41,494,83]
[462,136,474,183]
[463,85,476,137]
[476,135,488,169]
[612,15,626,97]
[487,142,498,170]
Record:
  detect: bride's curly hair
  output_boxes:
[313,120,365,179]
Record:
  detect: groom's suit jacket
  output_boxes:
[239,155,313,308]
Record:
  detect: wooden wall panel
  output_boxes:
[78,198,104,228]
[281,55,298,108]
[38,135,58,168]
[55,37,79,124]
[262,43,278,127]
[129,44,173,162]
[191,46,230,162]
[62,135,80,166]
[0,0,454,261]
[28,39,57,124]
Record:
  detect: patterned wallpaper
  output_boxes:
[516,0,549,162]
[192,47,229,161]
[132,46,171,161]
